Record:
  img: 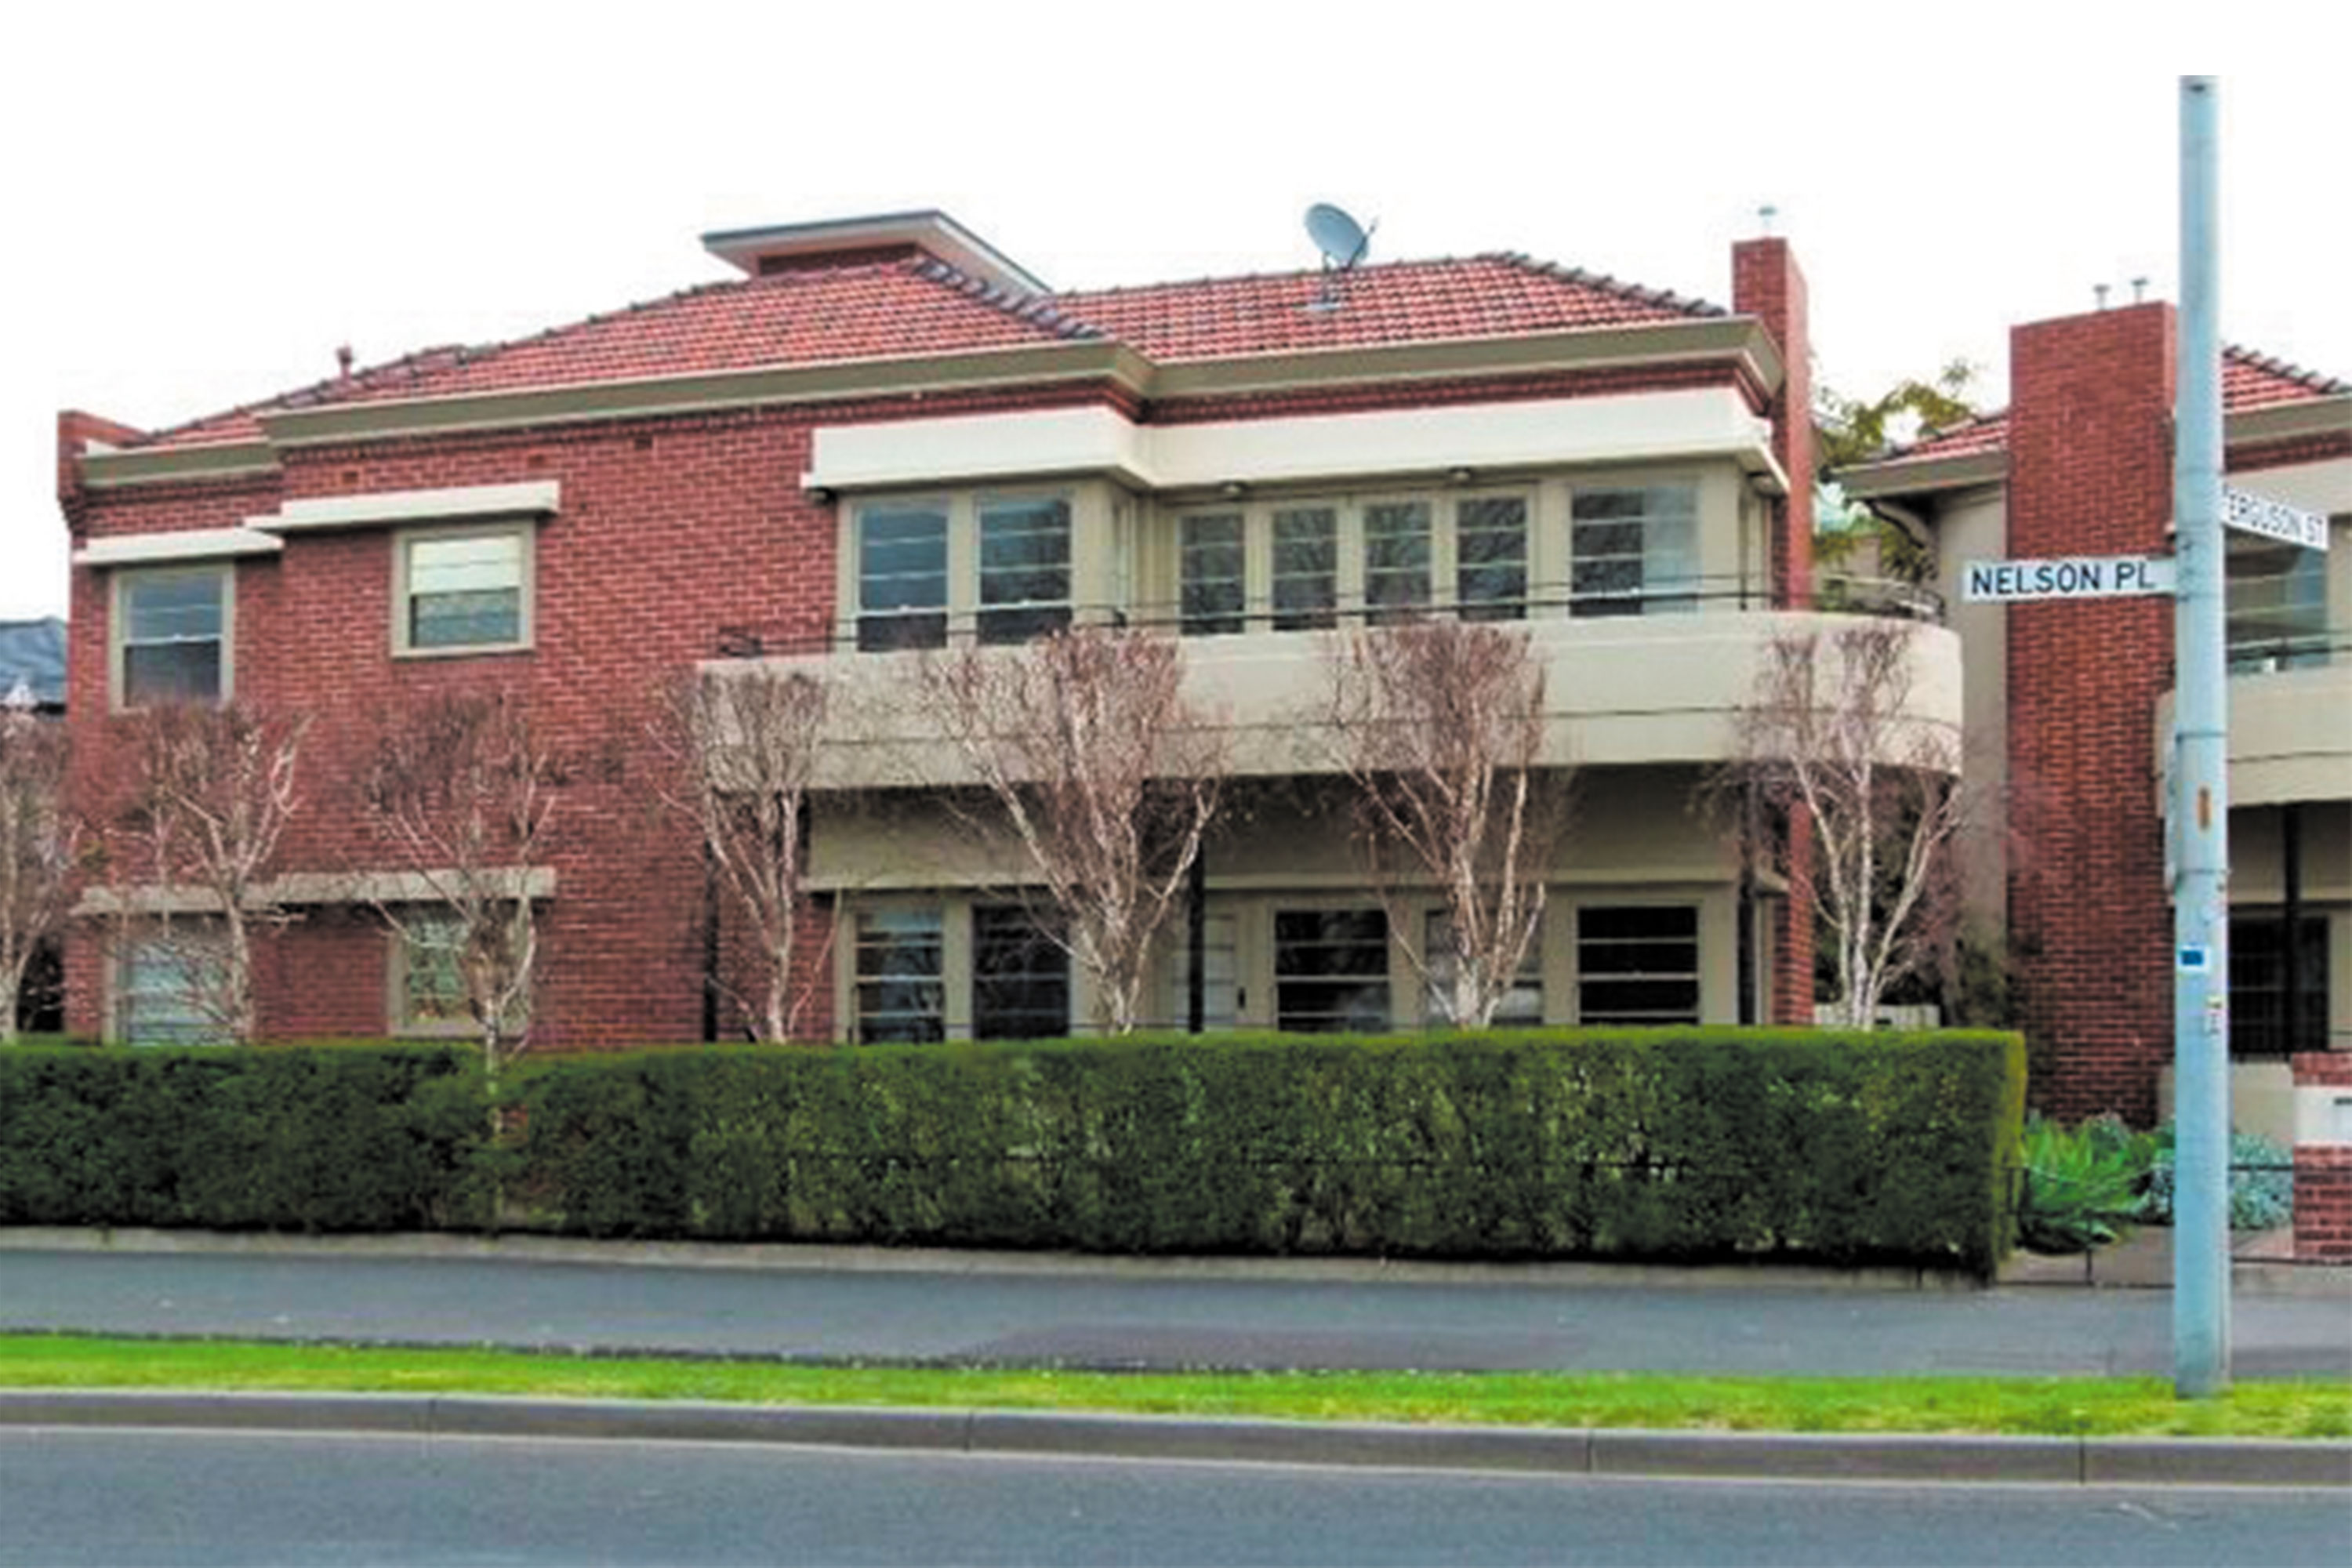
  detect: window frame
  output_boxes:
[852,905,949,1044]
[1272,906,1395,1034]
[111,923,228,1046]
[971,903,1071,1040]
[388,910,529,1040]
[1567,480,1701,618]
[111,564,234,710]
[392,520,535,659]
[1574,902,1702,1026]
[975,492,1074,645]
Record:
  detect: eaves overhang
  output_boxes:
[1838,448,2007,502]
[2227,392,2352,448]
[74,318,1782,488]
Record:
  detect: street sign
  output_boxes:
[1962,554,2177,603]
[2223,487,2328,551]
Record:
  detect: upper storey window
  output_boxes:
[115,568,229,706]
[1455,496,1529,621]
[852,492,1073,652]
[857,501,950,652]
[397,525,532,655]
[977,496,1072,645]
[1570,483,1698,616]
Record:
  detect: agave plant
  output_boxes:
[2016,1114,2151,1254]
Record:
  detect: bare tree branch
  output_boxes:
[358,687,558,1072]
[1719,620,1965,1027]
[648,665,831,1043]
[1323,619,1568,1027]
[0,698,77,1040]
[100,701,308,1043]
[921,627,1226,1034]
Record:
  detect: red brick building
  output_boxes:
[59,209,2345,1131]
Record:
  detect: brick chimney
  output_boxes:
[1732,238,1814,611]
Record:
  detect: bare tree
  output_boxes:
[1722,619,1965,1028]
[1323,618,1567,1027]
[648,665,831,1043]
[922,626,1225,1035]
[101,701,307,1043]
[358,688,559,1071]
[0,695,77,1040]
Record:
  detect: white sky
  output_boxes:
[4,3,2345,621]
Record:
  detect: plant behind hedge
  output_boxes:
[513,1028,2025,1273]
[0,1043,487,1232]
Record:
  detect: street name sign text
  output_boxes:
[2223,487,2328,552]
[1962,555,2177,603]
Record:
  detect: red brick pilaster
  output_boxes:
[2292,1053,2352,1261]
[2005,305,2176,1120]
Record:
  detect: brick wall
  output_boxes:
[2005,304,2177,1121]
[2292,1052,2352,1262]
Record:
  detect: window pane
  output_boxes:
[1272,508,1337,631]
[2226,540,2330,670]
[123,642,222,706]
[978,499,1071,646]
[1577,905,1699,1025]
[1169,911,1240,1029]
[412,589,522,648]
[1363,501,1431,622]
[1571,485,1699,617]
[2229,914,2328,1056]
[121,933,223,1046]
[1457,496,1528,621]
[1180,513,1246,636]
[973,906,1069,1040]
[858,504,948,652]
[121,572,225,703]
[407,534,524,649]
[1276,909,1389,1033]
[855,909,944,1043]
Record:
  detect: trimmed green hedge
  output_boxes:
[0,1044,486,1232]
[0,1029,2025,1273]
[510,1029,2024,1274]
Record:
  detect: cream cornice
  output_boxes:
[253,342,1156,449]
[76,866,558,918]
[251,479,561,534]
[2227,393,2352,449]
[79,441,278,490]
[74,527,285,568]
[1838,449,2008,502]
[1142,318,1782,403]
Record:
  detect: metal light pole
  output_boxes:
[2172,74,2232,1397]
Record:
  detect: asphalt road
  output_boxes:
[3,1243,2347,1377]
[3,1428,2346,1567]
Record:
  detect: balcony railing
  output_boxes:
[711,574,1947,661]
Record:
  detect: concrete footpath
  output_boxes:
[2,1229,2347,1487]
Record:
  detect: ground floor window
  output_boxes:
[1274,909,1390,1033]
[972,905,1069,1040]
[391,911,528,1037]
[117,926,224,1046]
[1576,905,1700,1025]
[855,909,945,1043]
[2229,913,2329,1057]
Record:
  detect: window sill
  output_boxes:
[392,642,535,662]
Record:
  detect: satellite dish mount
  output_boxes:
[1305,202,1374,313]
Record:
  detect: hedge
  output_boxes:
[510,1027,2024,1272]
[0,1029,2026,1273]
[0,1043,486,1232]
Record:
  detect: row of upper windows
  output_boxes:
[849,481,1718,652]
[109,523,532,708]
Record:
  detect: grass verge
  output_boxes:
[3,1334,2346,1440]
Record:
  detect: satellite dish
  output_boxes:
[1305,203,1372,269]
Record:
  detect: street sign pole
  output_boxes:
[2173,74,2231,1398]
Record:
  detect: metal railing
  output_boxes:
[710,575,1948,659]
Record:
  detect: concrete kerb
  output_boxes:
[3,1392,2345,1489]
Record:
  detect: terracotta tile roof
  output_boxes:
[1050,255,1722,363]
[141,260,1100,448]
[130,251,1722,452]
[1868,344,2347,470]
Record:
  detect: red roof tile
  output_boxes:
[1869,344,2347,470]
[130,251,1722,452]
[1051,255,1720,363]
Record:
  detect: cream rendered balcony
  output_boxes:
[750,604,1964,789]
[2154,635,2352,809]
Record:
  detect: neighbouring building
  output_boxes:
[48,209,2345,1128]
[1844,314,2350,1131]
